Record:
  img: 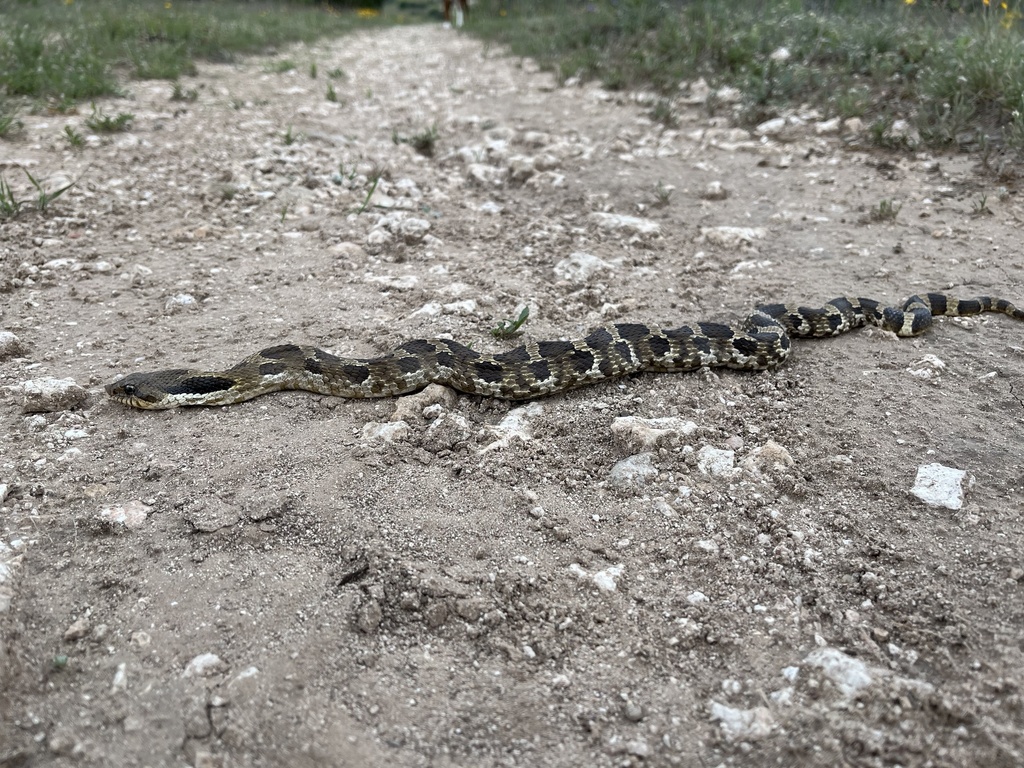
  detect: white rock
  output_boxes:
[365,228,392,246]
[63,617,91,641]
[331,241,367,259]
[611,416,697,449]
[361,421,410,443]
[568,562,624,592]
[0,540,23,613]
[907,354,946,379]
[467,163,505,186]
[96,500,152,531]
[0,331,28,360]
[18,377,88,413]
[507,155,536,182]
[769,46,791,63]
[111,662,128,692]
[716,86,743,103]
[910,463,969,510]
[700,181,728,200]
[442,299,477,315]
[164,293,198,314]
[696,446,735,477]
[398,217,431,244]
[608,453,658,487]
[742,440,794,475]
[680,77,711,105]
[182,653,226,678]
[481,402,543,452]
[709,702,774,741]
[686,591,708,604]
[844,117,865,134]
[699,226,767,248]
[755,117,787,136]
[411,301,443,317]
[589,212,660,235]
[553,251,613,282]
[364,274,418,291]
[815,117,842,134]
[803,647,872,696]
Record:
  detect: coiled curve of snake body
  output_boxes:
[105,293,1024,409]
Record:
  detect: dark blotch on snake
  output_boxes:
[396,356,421,373]
[495,346,531,364]
[399,339,436,356]
[537,340,575,359]
[569,349,595,375]
[343,364,370,384]
[648,335,670,357]
[732,337,759,358]
[826,311,845,333]
[304,358,324,376]
[473,360,505,384]
[615,323,650,342]
[165,376,236,395]
[259,344,303,359]
[585,327,613,349]
[259,362,288,376]
[435,350,456,369]
[527,359,551,382]
[698,322,734,340]
[613,340,634,364]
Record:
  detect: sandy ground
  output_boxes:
[2,23,1024,768]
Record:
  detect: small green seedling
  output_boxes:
[492,306,530,339]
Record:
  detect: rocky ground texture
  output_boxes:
[1,24,1023,768]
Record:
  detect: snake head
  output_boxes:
[105,372,181,409]
[106,368,240,409]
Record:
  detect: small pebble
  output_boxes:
[182,653,226,678]
[623,701,644,722]
[63,617,91,642]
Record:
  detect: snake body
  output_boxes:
[105,293,1024,409]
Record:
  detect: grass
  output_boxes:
[491,306,531,339]
[0,1,388,106]
[64,125,85,148]
[84,104,134,133]
[355,169,383,214]
[170,81,199,102]
[0,98,20,137]
[467,0,1024,153]
[7,0,1024,157]
[392,124,440,157]
[870,198,902,223]
[0,167,75,220]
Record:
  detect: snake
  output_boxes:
[105,293,1024,409]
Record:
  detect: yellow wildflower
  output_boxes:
[356,8,379,17]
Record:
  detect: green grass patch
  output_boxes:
[84,104,134,133]
[0,0,389,105]
[0,167,75,220]
[468,0,1024,152]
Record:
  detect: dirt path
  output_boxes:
[2,24,1023,768]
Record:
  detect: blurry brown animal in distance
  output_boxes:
[444,0,468,26]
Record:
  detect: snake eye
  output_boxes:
[123,384,137,396]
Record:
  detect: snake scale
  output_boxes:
[105,293,1024,409]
